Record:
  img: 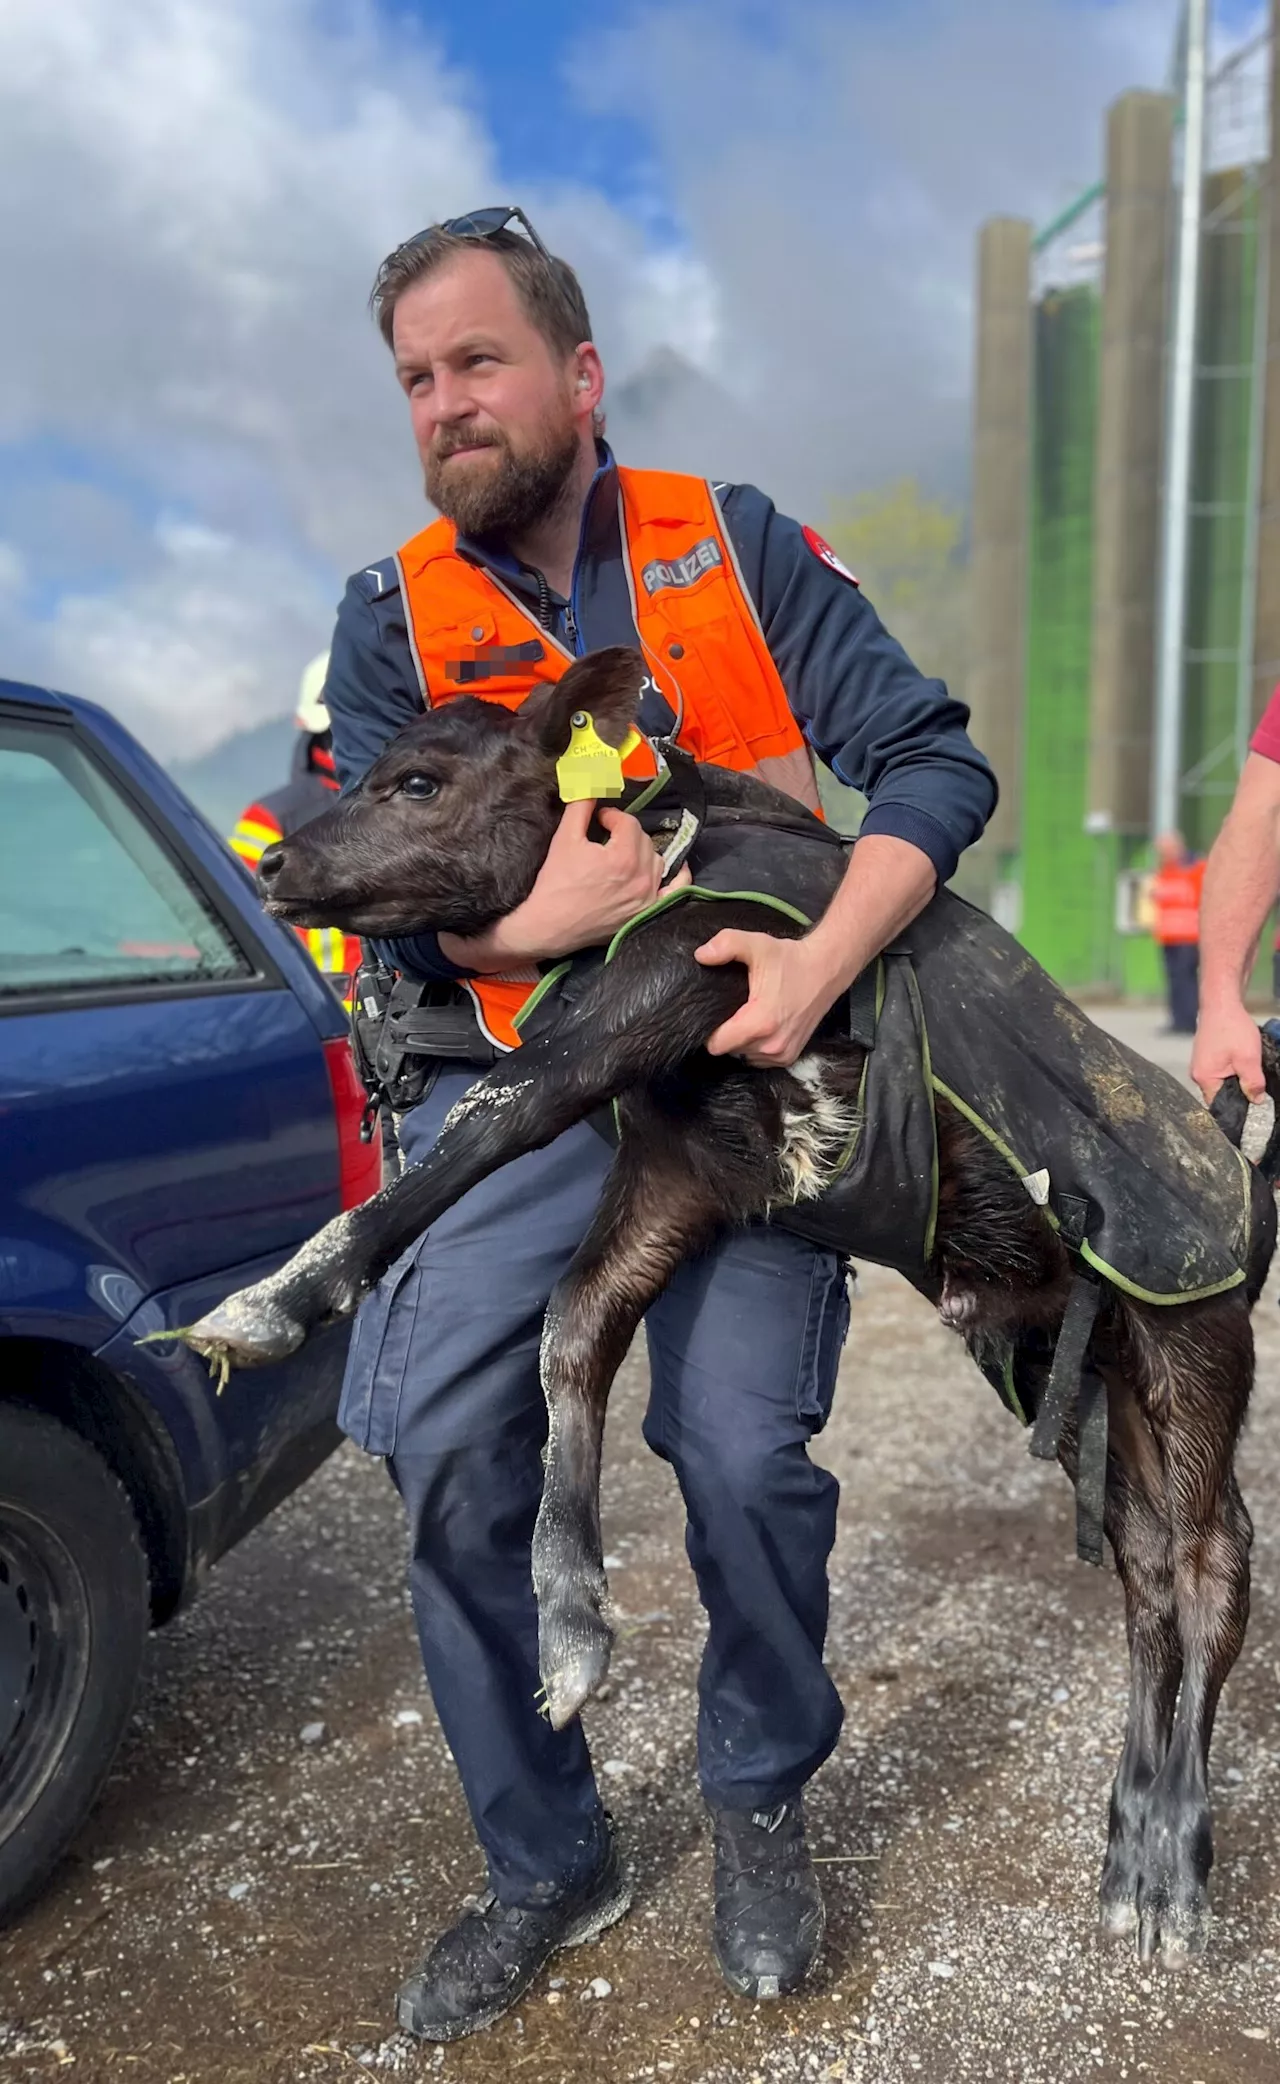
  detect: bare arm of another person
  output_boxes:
[1192,750,1280,1101]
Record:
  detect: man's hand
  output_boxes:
[696,930,846,1067]
[440,800,687,970]
[1192,998,1265,1104]
[696,832,937,1069]
[1192,749,1280,1101]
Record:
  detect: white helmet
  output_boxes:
[296,651,331,735]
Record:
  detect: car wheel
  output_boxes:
[0,1403,149,1925]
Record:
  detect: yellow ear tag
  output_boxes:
[556,711,637,802]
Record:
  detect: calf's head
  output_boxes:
[255,645,647,938]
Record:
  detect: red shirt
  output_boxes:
[1250,683,1280,763]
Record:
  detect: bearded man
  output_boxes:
[323,206,996,2042]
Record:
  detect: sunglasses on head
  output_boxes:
[404,204,552,258]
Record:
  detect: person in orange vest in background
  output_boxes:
[1149,830,1205,1037]
[228,653,362,1004]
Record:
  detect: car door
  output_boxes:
[0,694,347,1498]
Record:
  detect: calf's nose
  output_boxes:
[256,842,285,887]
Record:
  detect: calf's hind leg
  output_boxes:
[1116,1297,1253,1965]
[1089,1372,1182,1947]
[533,1124,738,1730]
[1016,1345,1183,1948]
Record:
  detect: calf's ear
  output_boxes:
[517,646,647,756]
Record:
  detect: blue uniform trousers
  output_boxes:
[338,1066,849,1906]
[1162,941,1200,1035]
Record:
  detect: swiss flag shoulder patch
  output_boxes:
[802,526,859,587]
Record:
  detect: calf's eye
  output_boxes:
[401,773,440,800]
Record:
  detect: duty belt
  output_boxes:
[348,962,499,1141]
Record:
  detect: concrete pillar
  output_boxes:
[969,216,1033,857]
[1087,89,1176,832]
[1251,1,1280,728]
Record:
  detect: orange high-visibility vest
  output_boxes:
[396,467,822,1049]
[1150,860,1205,947]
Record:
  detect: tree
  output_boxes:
[813,479,970,837]
[824,478,969,691]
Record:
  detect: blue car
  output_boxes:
[0,675,378,1920]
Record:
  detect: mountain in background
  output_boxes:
[606,347,789,496]
[169,713,296,834]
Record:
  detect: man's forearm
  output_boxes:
[806,833,937,991]
[1190,751,1280,1098]
[1199,845,1275,1005]
[1199,775,1280,1008]
[694,831,937,1065]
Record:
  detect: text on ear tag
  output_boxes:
[556,711,629,801]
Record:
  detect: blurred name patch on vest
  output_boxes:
[446,640,547,683]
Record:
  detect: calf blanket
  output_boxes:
[584,757,1253,1307]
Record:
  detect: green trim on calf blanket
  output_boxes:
[605,882,815,955]
[903,893,1250,1303]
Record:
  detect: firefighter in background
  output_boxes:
[229,652,362,1003]
[1149,829,1206,1037]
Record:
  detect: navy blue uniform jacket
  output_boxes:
[325,448,998,982]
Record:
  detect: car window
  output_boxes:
[0,721,252,995]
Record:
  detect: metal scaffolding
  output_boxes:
[1004,12,1275,985]
[1153,0,1209,840]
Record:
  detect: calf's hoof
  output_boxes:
[140,1288,306,1391]
[1129,1802,1212,1970]
[537,1600,614,1729]
[1099,1888,1206,1967]
[1098,1845,1209,1967]
[1137,1895,1208,1971]
[1097,1896,1139,1945]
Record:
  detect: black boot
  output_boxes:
[710,1797,824,2000]
[397,1828,631,2042]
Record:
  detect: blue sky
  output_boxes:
[0,0,1266,754]
[400,0,672,224]
[414,0,1264,233]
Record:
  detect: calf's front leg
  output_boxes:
[533,1124,733,1728]
[161,910,755,1379]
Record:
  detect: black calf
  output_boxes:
[175,646,1278,1969]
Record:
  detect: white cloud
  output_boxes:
[577,0,1181,515]
[0,543,25,597]
[43,532,334,755]
[0,0,718,755]
[0,0,1236,756]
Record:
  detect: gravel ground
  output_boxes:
[2,1009,1279,2083]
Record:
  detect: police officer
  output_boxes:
[324,207,997,2042]
[229,653,361,1001]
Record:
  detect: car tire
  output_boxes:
[0,1403,149,1925]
